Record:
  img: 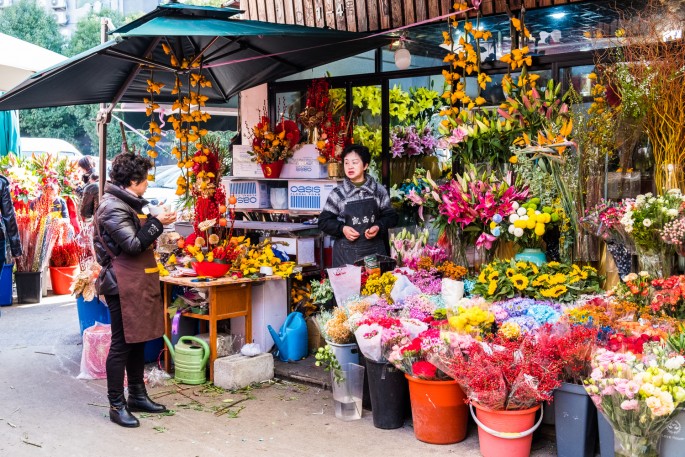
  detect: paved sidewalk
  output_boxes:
[0,297,558,457]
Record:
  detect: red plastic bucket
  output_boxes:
[49,265,79,295]
[472,403,543,457]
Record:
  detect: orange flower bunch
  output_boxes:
[437,261,468,280]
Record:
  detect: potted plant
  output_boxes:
[70,260,110,335]
[49,241,80,295]
[246,105,301,179]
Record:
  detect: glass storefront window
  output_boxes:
[276,50,376,82]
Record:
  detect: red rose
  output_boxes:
[412,361,438,379]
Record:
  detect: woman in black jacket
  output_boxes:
[93,153,176,428]
[0,175,22,261]
[318,145,398,267]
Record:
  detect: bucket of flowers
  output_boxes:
[246,104,301,179]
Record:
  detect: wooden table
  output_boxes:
[160,274,284,382]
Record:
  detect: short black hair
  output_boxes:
[90,173,99,182]
[109,153,152,187]
[341,144,371,165]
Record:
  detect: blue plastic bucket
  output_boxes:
[144,337,164,363]
[0,264,14,306]
[76,295,111,335]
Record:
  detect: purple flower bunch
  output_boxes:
[408,268,442,295]
[399,294,436,321]
[390,125,438,158]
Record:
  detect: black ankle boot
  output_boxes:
[109,395,140,428]
[127,384,167,413]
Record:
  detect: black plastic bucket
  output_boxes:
[15,271,42,304]
[366,358,409,429]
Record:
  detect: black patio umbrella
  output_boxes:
[0,3,393,186]
[0,4,392,110]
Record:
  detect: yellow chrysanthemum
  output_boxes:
[498,321,521,340]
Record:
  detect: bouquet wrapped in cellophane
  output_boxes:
[429,331,561,410]
[584,343,685,457]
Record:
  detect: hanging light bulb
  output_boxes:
[394,37,411,70]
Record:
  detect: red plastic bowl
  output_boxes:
[191,261,231,278]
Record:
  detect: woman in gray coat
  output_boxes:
[318,145,398,267]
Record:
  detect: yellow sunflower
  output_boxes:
[547,261,561,268]
[515,261,528,269]
[478,271,487,283]
[568,274,581,284]
[540,285,568,298]
[506,268,516,278]
[488,280,497,295]
[488,271,500,281]
[511,274,529,290]
[530,264,539,274]
[532,274,549,287]
[547,273,567,285]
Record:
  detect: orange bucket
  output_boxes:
[405,374,468,444]
[472,403,543,457]
[49,265,79,295]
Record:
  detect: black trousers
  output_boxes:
[105,294,145,401]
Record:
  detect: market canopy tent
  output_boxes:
[0,33,66,93]
[0,4,393,110]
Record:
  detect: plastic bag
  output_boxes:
[241,343,262,357]
[327,265,362,306]
[354,323,382,362]
[441,278,464,306]
[77,322,111,380]
[390,274,421,303]
[146,366,172,388]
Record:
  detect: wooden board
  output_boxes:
[335,0,348,30]
[324,0,336,28]
[303,0,316,26]
[404,0,415,25]
[293,0,306,24]
[390,0,403,28]
[366,0,379,30]
[266,0,277,22]
[427,0,439,20]
[274,0,286,22]
[379,0,391,29]
[257,0,268,21]
[415,0,427,22]
[284,0,295,23]
[356,0,368,31]
[314,0,326,27]
[345,0,357,32]
[160,274,284,288]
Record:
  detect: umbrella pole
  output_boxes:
[97,109,109,197]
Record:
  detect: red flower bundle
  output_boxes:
[608,333,661,355]
[651,275,685,319]
[50,241,80,268]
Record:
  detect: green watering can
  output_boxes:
[162,335,210,385]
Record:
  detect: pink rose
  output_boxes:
[620,400,639,411]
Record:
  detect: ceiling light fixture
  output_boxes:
[550,12,566,19]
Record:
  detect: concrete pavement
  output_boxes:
[0,296,558,457]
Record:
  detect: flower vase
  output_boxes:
[614,431,659,457]
[636,246,674,278]
[260,160,285,179]
[389,156,420,186]
[514,248,547,266]
[327,162,343,179]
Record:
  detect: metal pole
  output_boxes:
[98,17,110,197]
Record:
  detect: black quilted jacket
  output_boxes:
[93,183,163,296]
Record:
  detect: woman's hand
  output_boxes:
[156,211,177,226]
[365,225,380,240]
[343,226,360,242]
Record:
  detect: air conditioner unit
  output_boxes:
[53,11,68,25]
[51,0,67,9]
[0,0,14,8]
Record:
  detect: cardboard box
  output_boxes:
[230,280,287,353]
[269,236,317,266]
[223,178,270,208]
[281,144,327,179]
[231,145,262,178]
[288,180,337,211]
